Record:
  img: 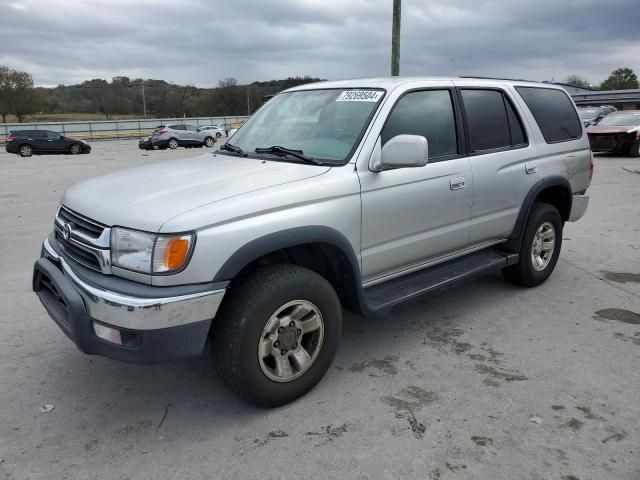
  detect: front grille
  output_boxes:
[589,135,615,150]
[53,206,109,272]
[57,206,105,239]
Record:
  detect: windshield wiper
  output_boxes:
[254,145,324,165]
[219,142,248,157]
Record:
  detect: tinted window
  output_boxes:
[15,130,43,138]
[169,124,185,130]
[382,90,457,158]
[516,87,582,143]
[461,89,511,151]
[184,124,198,131]
[46,131,61,140]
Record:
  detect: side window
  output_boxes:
[32,131,46,139]
[169,124,185,130]
[381,90,457,159]
[46,131,60,140]
[184,124,198,131]
[515,87,582,143]
[461,89,511,152]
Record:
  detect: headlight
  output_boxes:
[111,227,195,274]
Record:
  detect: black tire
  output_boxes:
[215,132,222,138]
[212,264,342,407]
[69,143,82,155]
[502,202,563,287]
[18,144,33,157]
[204,136,215,147]
[628,140,640,158]
[167,138,179,149]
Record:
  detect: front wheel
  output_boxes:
[204,136,215,147]
[212,264,342,407]
[628,140,640,158]
[167,138,179,149]
[69,143,82,154]
[502,202,563,287]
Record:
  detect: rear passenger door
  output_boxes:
[169,124,186,143]
[28,131,49,152]
[358,88,473,283]
[456,85,539,245]
[184,124,200,144]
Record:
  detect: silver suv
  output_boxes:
[33,77,591,407]
[151,123,217,149]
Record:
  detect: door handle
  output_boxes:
[450,177,466,190]
[525,162,537,174]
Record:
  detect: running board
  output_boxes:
[363,249,519,311]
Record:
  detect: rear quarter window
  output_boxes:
[515,87,582,143]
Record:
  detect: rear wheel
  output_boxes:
[168,138,179,149]
[18,144,33,157]
[204,136,215,147]
[69,143,82,154]
[215,132,222,138]
[502,202,563,287]
[212,264,342,407]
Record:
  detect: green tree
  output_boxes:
[600,68,639,90]
[563,75,591,89]
[0,66,11,123]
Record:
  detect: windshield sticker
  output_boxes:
[336,90,383,102]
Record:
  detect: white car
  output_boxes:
[199,125,227,138]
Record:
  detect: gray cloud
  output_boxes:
[1,0,638,87]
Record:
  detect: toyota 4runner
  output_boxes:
[33,77,592,407]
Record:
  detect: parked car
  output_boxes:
[199,125,226,138]
[138,125,165,150]
[151,124,216,149]
[578,105,616,127]
[33,78,592,407]
[5,130,91,157]
[587,111,640,156]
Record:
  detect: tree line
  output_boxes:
[563,67,638,90]
[1,64,638,123]
[0,66,323,123]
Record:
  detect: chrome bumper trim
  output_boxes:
[42,238,225,330]
[569,194,589,222]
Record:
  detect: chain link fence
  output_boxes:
[0,116,249,144]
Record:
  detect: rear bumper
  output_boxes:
[569,194,589,222]
[33,237,227,363]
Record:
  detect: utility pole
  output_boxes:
[246,86,251,115]
[391,0,401,76]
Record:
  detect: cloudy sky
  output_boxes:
[1,0,638,87]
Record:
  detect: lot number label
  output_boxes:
[336,90,383,102]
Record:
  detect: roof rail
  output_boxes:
[459,76,538,83]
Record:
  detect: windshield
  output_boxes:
[578,108,598,119]
[596,113,640,127]
[227,88,385,164]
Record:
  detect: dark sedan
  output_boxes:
[5,130,91,157]
[587,111,640,157]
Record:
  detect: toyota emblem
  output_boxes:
[63,223,73,240]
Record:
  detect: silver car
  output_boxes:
[33,77,591,407]
[200,124,227,138]
[151,123,217,149]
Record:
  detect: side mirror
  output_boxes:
[59,135,65,140]
[370,134,429,171]
[227,128,238,139]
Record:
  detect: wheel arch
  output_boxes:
[213,226,365,314]
[503,176,572,252]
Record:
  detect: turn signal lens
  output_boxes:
[152,234,194,273]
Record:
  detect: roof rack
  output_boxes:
[459,76,537,82]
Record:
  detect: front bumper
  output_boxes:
[33,237,227,363]
[569,194,589,222]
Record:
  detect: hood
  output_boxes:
[587,125,636,135]
[62,153,331,232]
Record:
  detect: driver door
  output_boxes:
[45,131,67,152]
[358,88,472,283]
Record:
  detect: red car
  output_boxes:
[587,111,640,157]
